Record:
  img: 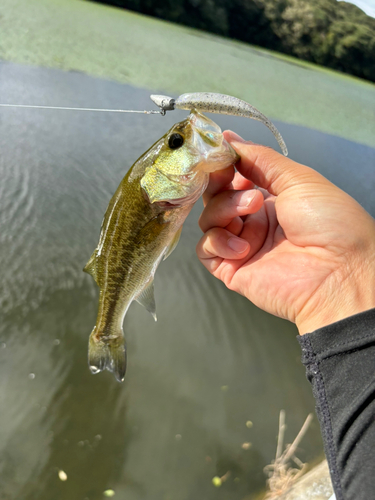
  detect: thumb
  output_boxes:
[225,131,329,196]
[224,130,249,143]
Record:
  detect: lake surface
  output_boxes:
[0,62,374,500]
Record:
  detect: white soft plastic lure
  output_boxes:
[150,92,288,156]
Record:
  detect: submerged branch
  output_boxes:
[264,411,315,499]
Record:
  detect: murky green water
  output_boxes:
[0,63,374,500]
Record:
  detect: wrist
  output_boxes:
[297,247,375,335]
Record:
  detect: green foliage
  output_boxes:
[91,0,375,82]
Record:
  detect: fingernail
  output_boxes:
[236,191,256,207]
[226,131,245,143]
[228,237,249,253]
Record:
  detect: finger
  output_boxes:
[232,171,254,191]
[225,216,244,236]
[222,132,254,190]
[223,130,251,144]
[224,131,329,196]
[202,165,235,206]
[199,189,263,233]
[196,227,250,267]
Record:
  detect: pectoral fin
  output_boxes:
[83,250,99,284]
[163,227,182,261]
[136,280,157,321]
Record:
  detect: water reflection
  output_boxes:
[0,62,374,500]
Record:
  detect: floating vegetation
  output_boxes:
[58,470,68,481]
[212,476,222,488]
[212,471,231,488]
[103,489,115,497]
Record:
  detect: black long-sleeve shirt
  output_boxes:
[298,308,375,500]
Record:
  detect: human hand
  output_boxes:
[196,131,375,334]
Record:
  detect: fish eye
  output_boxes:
[168,133,184,149]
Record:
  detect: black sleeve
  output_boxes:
[298,308,375,500]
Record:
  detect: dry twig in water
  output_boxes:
[264,411,314,499]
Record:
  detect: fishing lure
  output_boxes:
[150,92,288,156]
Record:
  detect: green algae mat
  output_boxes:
[1,0,374,147]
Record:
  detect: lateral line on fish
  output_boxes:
[0,103,163,114]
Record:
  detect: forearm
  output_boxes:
[298,308,375,500]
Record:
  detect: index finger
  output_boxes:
[224,131,330,196]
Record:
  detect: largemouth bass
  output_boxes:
[84,110,239,382]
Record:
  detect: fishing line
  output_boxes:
[0,103,164,114]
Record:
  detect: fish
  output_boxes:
[83,110,239,382]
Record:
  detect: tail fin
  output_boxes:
[88,330,127,382]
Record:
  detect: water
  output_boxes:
[0,62,374,500]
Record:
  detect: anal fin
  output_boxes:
[136,280,157,321]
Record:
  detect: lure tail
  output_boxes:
[88,328,127,382]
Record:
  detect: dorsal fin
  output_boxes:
[83,250,99,284]
[136,279,157,321]
[163,227,182,261]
